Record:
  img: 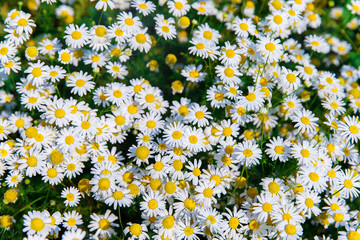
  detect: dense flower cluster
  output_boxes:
[0,0,360,239]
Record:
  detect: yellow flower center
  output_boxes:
[285,224,297,235]
[71,31,82,40]
[265,43,275,51]
[130,224,142,236]
[262,202,272,212]
[136,34,147,44]
[136,146,150,160]
[98,219,110,230]
[98,178,110,190]
[30,218,45,232]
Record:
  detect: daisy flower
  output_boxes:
[290,109,319,134]
[296,190,321,217]
[266,11,290,32]
[129,28,152,53]
[58,49,73,65]
[167,0,190,17]
[206,85,229,109]
[0,41,17,64]
[127,144,153,165]
[252,192,279,222]
[5,170,23,187]
[21,90,45,110]
[222,206,248,238]
[194,23,221,44]
[41,163,64,185]
[321,96,346,115]
[62,228,86,240]
[304,34,330,54]
[89,210,119,238]
[124,222,149,240]
[237,86,265,111]
[265,136,291,162]
[215,65,242,85]
[25,60,49,87]
[140,191,166,217]
[257,36,284,63]
[347,0,360,15]
[194,180,217,207]
[62,211,83,230]
[61,186,81,207]
[181,64,207,82]
[117,12,143,34]
[298,165,328,193]
[64,23,90,48]
[131,0,156,16]
[336,169,360,200]
[23,210,51,237]
[291,140,318,166]
[45,65,66,83]
[233,141,262,168]
[174,219,202,240]
[338,115,360,143]
[277,219,303,240]
[185,103,212,127]
[219,41,242,67]
[10,12,36,35]
[105,82,132,106]
[155,14,177,40]
[91,0,115,11]
[38,38,62,56]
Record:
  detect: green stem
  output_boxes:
[98,9,104,25]
[14,196,46,217]
[118,207,124,235]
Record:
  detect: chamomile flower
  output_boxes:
[62,228,86,240]
[10,12,36,35]
[238,86,265,111]
[252,192,279,222]
[257,36,284,62]
[296,190,321,217]
[304,35,330,54]
[67,71,95,97]
[181,64,207,83]
[62,211,83,231]
[23,210,51,237]
[336,169,360,199]
[61,186,81,207]
[167,0,190,17]
[194,180,217,207]
[265,136,291,162]
[124,222,149,240]
[0,41,17,64]
[117,11,143,34]
[277,219,303,240]
[91,0,115,11]
[185,103,212,127]
[298,165,328,193]
[219,41,242,67]
[338,115,360,143]
[132,0,156,16]
[105,187,134,209]
[129,28,152,53]
[291,140,318,166]
[233,141,262,168]
[291,109,319,134]
[215,65,242,84]
[89,210,119,238]
[45,65,66,83]
[64,24,90,48]
[155,14,177,40]
[140,191,167,216]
